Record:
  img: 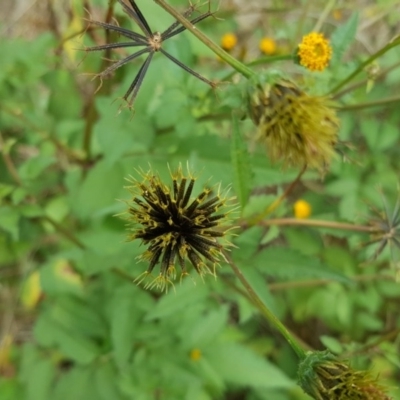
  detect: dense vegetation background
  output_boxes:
[1,0,400,399]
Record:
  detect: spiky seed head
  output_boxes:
[123,165,236,291]
[246,72,339,172]
[298,351,392,400]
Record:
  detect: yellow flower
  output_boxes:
[189,348,202,361]
[221,33,238,51]
[297,32,332,72]
[259,37,276,55]
[294,200,311,219]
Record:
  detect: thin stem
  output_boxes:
[224,251,306,359]
[42,216,86,249]
[0,131,23,186]
[332,60,400,99]
[338,95,400,111]
[153,0,255,79]
[249,164,307,225]
[268,273,394,292]
[258,217,379,233]
[327,36,400,95]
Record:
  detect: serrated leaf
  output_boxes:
[206,342,293,389]
[184,306,229,347]
[34,313,101,364]
[330,13,359,66]
[231,114,252,211]
[252,247,352,284]
[0,206,19,240]
[145,281,208,320]
[20,344,54,400]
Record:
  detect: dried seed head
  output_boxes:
[246,73,339,172]
[123,165,236,291]
[298,351,392,400]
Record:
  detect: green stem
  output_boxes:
[153,0,255,79]
[249,164,307,225]
[258,217,378,233]
[224,251,306,359]
[338,95,400,111]
[42,216,86,249]
[327,36,400,95]
[332,60,400,99]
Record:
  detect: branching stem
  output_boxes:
[153,0,255,78]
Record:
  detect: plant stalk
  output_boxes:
[258,217,379,233]
[153,0,255,79]
[224,251,306,359]
[327,36,400,95]
[338,95,400,111]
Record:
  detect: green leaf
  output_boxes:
[330,13,359,66]
[51,367,99,400]
[95,363,124,400]
[70,159,125,219]
[253,247,352,283]
[231,114,252,211]
[0,379,23,400]
[206,342,293,389]
[145,280,208,320]
[19,344,54,400]
[0,206,20,240]
[183,306,229,348]
[320,335,344,354]
[34,312,101,364]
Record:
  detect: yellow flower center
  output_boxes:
[297,32,332,72]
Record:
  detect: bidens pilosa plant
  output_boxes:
[2,0,400,399]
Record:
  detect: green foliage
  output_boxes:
[1,1,400,399]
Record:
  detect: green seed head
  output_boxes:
[246,73,339,172]
[298,351,392,400]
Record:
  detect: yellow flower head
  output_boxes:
[246,74,339,172]
[189,348,202,361]
[221,33,238,51]
[259,37,276,55]
[297,32,332,72]
[294,200,311,219]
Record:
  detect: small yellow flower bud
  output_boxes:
[294,200,311,219]
[221,33,238,51]
[189,348,202,361]
[259,37,276,55]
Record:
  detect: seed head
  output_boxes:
[298,351,392,400]
[124,165,235,291]
[297,32,332,72]
[246,73,339,172]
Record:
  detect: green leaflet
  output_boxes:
[330,13,359,66]
[231,113,253,211]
